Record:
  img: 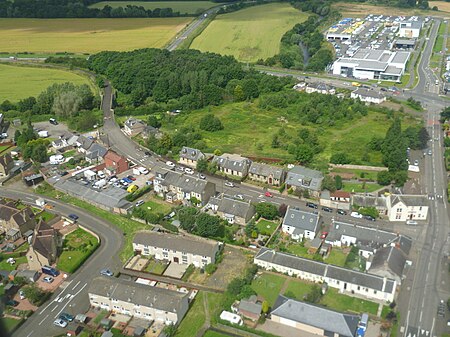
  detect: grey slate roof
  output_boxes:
[77,136,94,150]
[326,221,412,255]
[286,166,323,191]
[369,246,406,279]
[352,195,387,208]
[248,162,284,180]
[157,171,214,195]
[255,248,396,293]
[282,207,319,233]
[179,147,205,162]
[352,88,384,99]
[390,194,428,207]
[209,196,255,220]
[89,276,188,314]
[134,231,220,259]
[271,295,359,337]
[213,153,251,174]
[86,143,108,159]
[239,296,262,316]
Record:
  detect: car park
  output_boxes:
[53,318,68,328]
[337,209,347,215]
[306,202,318,209]
[185,168,194,175]
[351,212,363,218]
[43,276,54,283]
[322,206,333,213]
[224,181,234,188]
[100,269,113,277]
[166,161,176,168]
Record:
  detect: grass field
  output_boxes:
[203,331,230,337]
[430,1,450,13]
[342,182,383,193]
[190,3,309,62]
[0,64,91,102]
[0,18,190,54]
[332,2,432,17]
[90,1,221,14]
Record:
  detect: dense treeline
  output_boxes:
[0,0,183,18]
[339,0,429,9]
[88,48,293,108]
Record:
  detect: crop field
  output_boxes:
[161,101,421,166]
[332,2,432,18]
[190,3,308,62]
[0,64,90,102]
[430,1,450,13]
[0,18,191,54]
[90,1,220,14]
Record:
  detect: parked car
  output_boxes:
[337,209,347,215]
[19,290,25,300]
[127,175,136,181]
[414,159,419,166]
[224,181,235,188]
[306,202,318,209]
[53,318,68,328]
[350,212,363,219]
[144,151,152,156]
[264,191,273,198]
[428,149,432,155]
[166,161,176,168]
[49,118,58,125]
[406,220,418,225]
[68,214,79,221]
[364,215,376,221]
[59,312,75,322]
[42,276,54,283]
[6,299,19,307]
[135,200,145,207]
[185,168,194,175]
[234,194,244,200]
[198,173,206,180]
[321,206,333,213]
[320,232,328,239]
[176,166,184,172]
[123,177,133,184]
[100,269,113,277]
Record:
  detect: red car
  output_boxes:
[320,232,328,239]
[264,191,273,198]
[127,175,137,181]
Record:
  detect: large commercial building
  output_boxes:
[332,49,410,81]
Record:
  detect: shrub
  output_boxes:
[199,114,224,132]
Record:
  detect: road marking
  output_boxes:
[51,304,59,312]
[38,314,49,325]
[26,331,34,337]
[72,280,81,290]
[55,283,87,318]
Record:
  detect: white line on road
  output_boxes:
[72,280,81,290]
[430,317,436,337]
[51,304,59,312]
[54,283,87,318]
[38,314,49,326]
[38,279,73,315]
[26,331,34,337]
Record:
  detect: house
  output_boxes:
[27,221,62,271]
[141,126,162,139]
[88,276,189,325]
[367,246,406,284]
[352,195,388,216]
[387,194,429,222]
[398,20,422,38]
[237,295,262,321]
[248,162,285,186]
[270,295,359,337]
[133,231,221,267]
[51,132,78,150]
[208,195,255,225]
[393,39,416,50]
[0,200,36,237]
[123,118,146,136]
[320,190,351,210]
[332,49,410,82]
[325,221,412,258]
[351,88,386,104]
[285,166,323,197]
[281,207,320,241]
[104,150,128,175]
[0,153,13,176]
[254,248,397,302]
[10,269,40,283]
[179,147,205,168]
[213,153,251,178]
[75,136,94,154]
[153,170,216,206]
[305,82,336,95]
[85,143,108,164]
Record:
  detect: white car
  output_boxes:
[53,318,68,328]
[138,167,149,175]
[224,181,235,188]
[350,212,363,219]
[6,258,15,265]
[136,200,144,207]
[166,161,176,168]
[406,220,418,225]
[185,168,194,175]
[19,290,25,300]
[198,174,206,180]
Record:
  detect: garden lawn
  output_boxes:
[251,272,286,306]
[57,228,99,273]
[283,278,314,301]
[320,288,379,315]
[324,248,348,267]
[145,259,168,275]
[0,18,190,54]
[256,220,278,236]
[0,64,90,102]
[3,317,23,334]
[285,243,309,258]
[191,3,309,62]
[342,182,383,193]
[139,198,172,215]
[90,1,221,14]
[0,144,11,153]
[175,291,206,337]
[0,254,27,271]
[35,210,56,222]
[330,168,379,181]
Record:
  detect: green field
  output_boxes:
[90,1,221,14]
[0,18,190,54]
[251,272,286,306]
[0,64,91,102]
[191,3,309,61]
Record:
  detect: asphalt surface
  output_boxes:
[1,189,124,337]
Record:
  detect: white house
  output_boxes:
[179,147,205,168]
[398,20,422,38]
[213,153,251,178]
[351,88,386,104]
[387,194,429,222]
[305,83,336,95]
[88,276,189,325]
[133,231,221,268]
[254,248,397,302]
[281,207,320,241]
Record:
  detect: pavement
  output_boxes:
[0,188,123,337]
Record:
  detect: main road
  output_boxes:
[2,189,124,337]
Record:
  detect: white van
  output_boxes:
[406,220,418,226]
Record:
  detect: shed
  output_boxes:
[134,326,146,336]
[75,314,88,324]
[308,237,323,255]
[100,318,113,329]
[101,332,114,337]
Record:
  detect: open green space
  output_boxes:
[320,288,379,315]
[256,219,278,236]
[0,252,27,271]
[0,18,190,54]
[0,64,90,102]
[324,248,347,267]
[175,291,206,337]
[330,168,380,181]
[0,145,11,154]
[139,198,172,215]
[433,21,446,53]
[57,228,99,273]
[90,1,221,14]
[161,100,420,166]
[342,182,383,193]
[3,317,23,334]
[251,272,286,306]
[191,3,309,62]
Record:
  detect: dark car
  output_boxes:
[144,151,152,156]
[321,206,333,213]
[59,312,75,322]
[68,214,79,221]
[337,209,347,215]
[306,202,318,209]
[127,175,136,181]
[6,299,19,307]
[364,215,376,221]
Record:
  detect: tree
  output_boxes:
[177,207,198,232]
[52,91,81,117]
[233,85,245,101]
[163,324,177,337]
[377,171,392,186]
[330,152,350,165]
[278,203,288,217]
[147,115,161,128]
[305,285,322,303]
[22,284,50,306]
[199,114,224,132]
[196,158,208,173]
[205,263,217,275]
[255,203,278,220]
[335,175,342,190]
[195,213,224,238]
[295,144,314,164]
[31,143,48,163]
[321,175,336,192]
[262,300,270,314]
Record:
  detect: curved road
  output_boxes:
[2,189,124,337]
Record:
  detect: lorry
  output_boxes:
[38,130,49,138]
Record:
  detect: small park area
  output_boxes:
[57,227,99,273]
